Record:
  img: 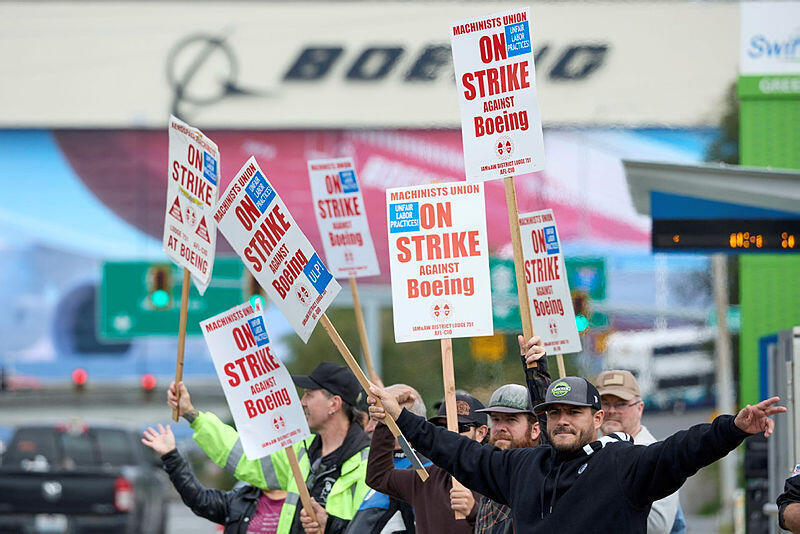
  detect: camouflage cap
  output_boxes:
[475,384,534,415]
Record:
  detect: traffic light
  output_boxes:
[147,265,172,309]
[141,373,157,400]
[72,368,88,393]
[243,271,266,310]
[572,291,591,332]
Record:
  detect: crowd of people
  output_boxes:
[139,335,796,533]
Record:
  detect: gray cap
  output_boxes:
[533,377,602,414]
[475,384,533,414]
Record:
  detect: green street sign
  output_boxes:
[565,258,606,300]
[490,256,607,332]
[99,258,249,339]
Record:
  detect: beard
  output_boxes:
[549,424,596,454]
[489,427,536,450]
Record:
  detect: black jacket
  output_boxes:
[161,448,261,534]
[394,410,751,533]
[778,473,800,531]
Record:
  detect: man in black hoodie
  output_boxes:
[367,375,785,533]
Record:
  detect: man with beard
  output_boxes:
[367,371,786,533]
[473,383,543,534]
[596,370,683,534]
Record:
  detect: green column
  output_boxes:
[737,74,800,405]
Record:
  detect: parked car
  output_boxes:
[0,422,170,533]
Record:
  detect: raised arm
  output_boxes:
[620,398,786,506]
[365,422,420,502]
[168,381,292,490]
[142,425,229,524]
[368,386,529,505]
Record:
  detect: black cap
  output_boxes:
[533,377,602,414]
[292,362,363,406]
[428,393,488,426]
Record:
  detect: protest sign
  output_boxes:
[164,116,220,419]
[386,182,493,342]
[519,209,581,362]
[308,157,381,381]
[215,157,341,343]
[307,158,380,278]
[450,7,545,182]
[163,115,219,294]
[200,301,310,459]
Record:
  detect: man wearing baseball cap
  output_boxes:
[368,364,786,533]
[366,391,487,533]
[473,383,544,534]
[169,362,371,534]
[596,370,683,534]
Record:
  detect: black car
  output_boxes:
[0,422,170,533]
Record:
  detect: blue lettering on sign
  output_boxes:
[389,202,419,233]
[747,34,800,60]
[247,316,270,347]
[303,253,333,294]
[245,171,276,213]
[203,152,218,185]
[505,21,531,57]
[543,225,560,255]
[339,170,359,193]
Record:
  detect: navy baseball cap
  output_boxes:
[533,377,602,414]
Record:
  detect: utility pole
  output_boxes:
[712,254,737,526]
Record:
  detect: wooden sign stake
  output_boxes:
[286,446,319,525]
[172,267,191,421]
[504,176,540,371]
[349,277,380,384]
[440,338,468,519]
[319,313,428,481]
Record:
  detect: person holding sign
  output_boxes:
[367,366,786,533]
[141,424,287,534]
[168,361,371,534]
[366,389,487,534]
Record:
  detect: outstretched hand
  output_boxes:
[734,396,786,437]
[141,424,176,456]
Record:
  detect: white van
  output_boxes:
[604,327,716,411]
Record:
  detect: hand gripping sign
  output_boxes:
[386,182,493,342]
[215,157,341,342]
[307,158,380,279]
[450,7,545,182]
[164,115,219,295]
[201,301,310,459]
[519,209,581,355]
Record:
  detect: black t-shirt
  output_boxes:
[307,445,345,506]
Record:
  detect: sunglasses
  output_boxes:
[433,420,478,433]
